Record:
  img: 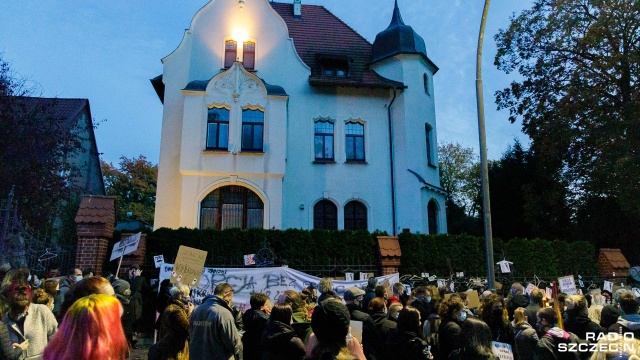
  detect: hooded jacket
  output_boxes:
[563,310,604,340]
[507,294,530,321]
[608,314,640,338]
[511,321,538,360]
[535,327,581,360]
[260,320,305,360]
[189,295,242,360]
[242,308,269,360]
[385,330,430,360]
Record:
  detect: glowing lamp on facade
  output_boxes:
[238,0,245,9]
[232,28,249,44]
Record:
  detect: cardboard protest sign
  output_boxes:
[243,254,256,266]
[524,283,536,295]
[603,280,613,293]
[466,290,480,309]
[545,287,553,300]
[170,246,208,286]
[350,320,363,343]
[154,255,165,269]
[345,273,354,281]
[110,233,141,261]
[558,275,578,295]
[360,272,374,280]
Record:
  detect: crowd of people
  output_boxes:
[2,262,640,360]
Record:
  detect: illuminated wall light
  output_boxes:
[238,0,245,9]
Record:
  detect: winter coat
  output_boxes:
[535,327,581,360]
[385,330,430,360]
[3,304,58,360]
[507,295,530,321]
[52,278,74,317]
[260,320,305,360]
[346,304,378,360]
[189,295,242,360]
[608,314,640,339]
[511,321,538,360]
[524,304,542,330]
[116,293,135,344]
[563,310,604,340]
[0,321,22,360]
[370,312,397,357]
[436,318,463,360]
[242,309,269,360]
[362,289,376,313]
[149,299,190,360]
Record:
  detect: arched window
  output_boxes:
[344,201,367,230]
[428,200,438,234]
[314,200,337,230]
[200,186,263,230]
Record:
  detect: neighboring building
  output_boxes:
[16,97,105,197]
[152,0,447,234]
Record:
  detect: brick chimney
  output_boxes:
[293,0,301,19]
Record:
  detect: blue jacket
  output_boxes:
[189,295,243,360]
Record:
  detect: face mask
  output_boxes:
[75,275,83,282]
[493,309,503,318]
[34,279,42,287]
[425,296,432,303]
[459,311,467,322]
[27,275,32,282]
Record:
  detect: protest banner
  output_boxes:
[159,265,399,312]
[558,275,578,295]
[170,246,208,286]
[492,342,514,360]
[110,232,142,277]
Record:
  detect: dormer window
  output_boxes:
[318,56,350,78]
[224,40,237,68]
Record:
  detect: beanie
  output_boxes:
[311,300,351,344]
[112,279,130,295]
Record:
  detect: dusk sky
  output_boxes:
[0,0,532,166]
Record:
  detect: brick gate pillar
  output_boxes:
[74,196,116,276]
[377,236,401,275]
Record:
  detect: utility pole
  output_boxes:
[476,0,495,291]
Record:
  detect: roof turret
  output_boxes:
[371,0,428,63]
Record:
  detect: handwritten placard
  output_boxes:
[492,341,514,360]
[244,254,256,266]
[154,255,165,268]
[171,246,208,286]
[110,233,141,261]
[558,275,578,295]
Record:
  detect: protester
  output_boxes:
[317,278,335,304]
[261,302,306,360]
[307,299,359,360]
[189,283,242,360]
[524,288,543,330]
[436,293,466,360]
[31,288,54,311]
[388,302,403,322]
[43,294,128,360]
[149,284,192,360]
[411,286,434,328]
[57,276,115,321]
[243,292,271,360]
[587,292,605,324]
[563,294,604,340]
[608,291,640,338]
[127,264,149,346]
[481,294,516,348]
[599,305,623,329]
[535,307,581,360]
[362,278,377,312]
[387,282,405,307]
[53,268,81,317]
[0,319,24,360]
[511,307,538,360]
[2,280,57,359]
[82,268,94,279]
[112,279,136,348]
[344,286,378,360]
[385,306,430,360]
[506,283,529,321]
[449,317,497,360]
[42,280,58,302]
[368,297,397,356]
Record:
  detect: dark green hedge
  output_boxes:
[398,233,598,277]
[144,228,597,277]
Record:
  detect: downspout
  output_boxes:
[387,87,398,236]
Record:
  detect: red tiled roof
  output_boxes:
[271,2,402,89]
[378,236,402,257]
[75,196,116,224]
[599,248,631,269]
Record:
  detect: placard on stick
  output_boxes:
[171,246,208,286]
[558,275,578,295]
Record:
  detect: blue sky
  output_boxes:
[0,0,532,165]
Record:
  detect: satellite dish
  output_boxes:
[629,266,640,282]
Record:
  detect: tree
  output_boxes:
[494,0,640,217]
[0,56,83,232]
[102,156,158,224]
[438,142,481,217]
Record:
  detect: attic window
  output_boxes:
[224,40,237,68]
[243,41,255,70]
[319,57,349,78]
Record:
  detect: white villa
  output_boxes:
[152,0,447,235]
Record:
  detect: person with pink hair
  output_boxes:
[43,294,129,360]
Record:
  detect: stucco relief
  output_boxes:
[206,62,266,108]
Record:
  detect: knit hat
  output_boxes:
[343,287,365,301]
[311,300,351,343]
[112,279,130,295]
[600,305,623,328]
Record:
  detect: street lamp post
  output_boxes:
[476,0,495,291]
